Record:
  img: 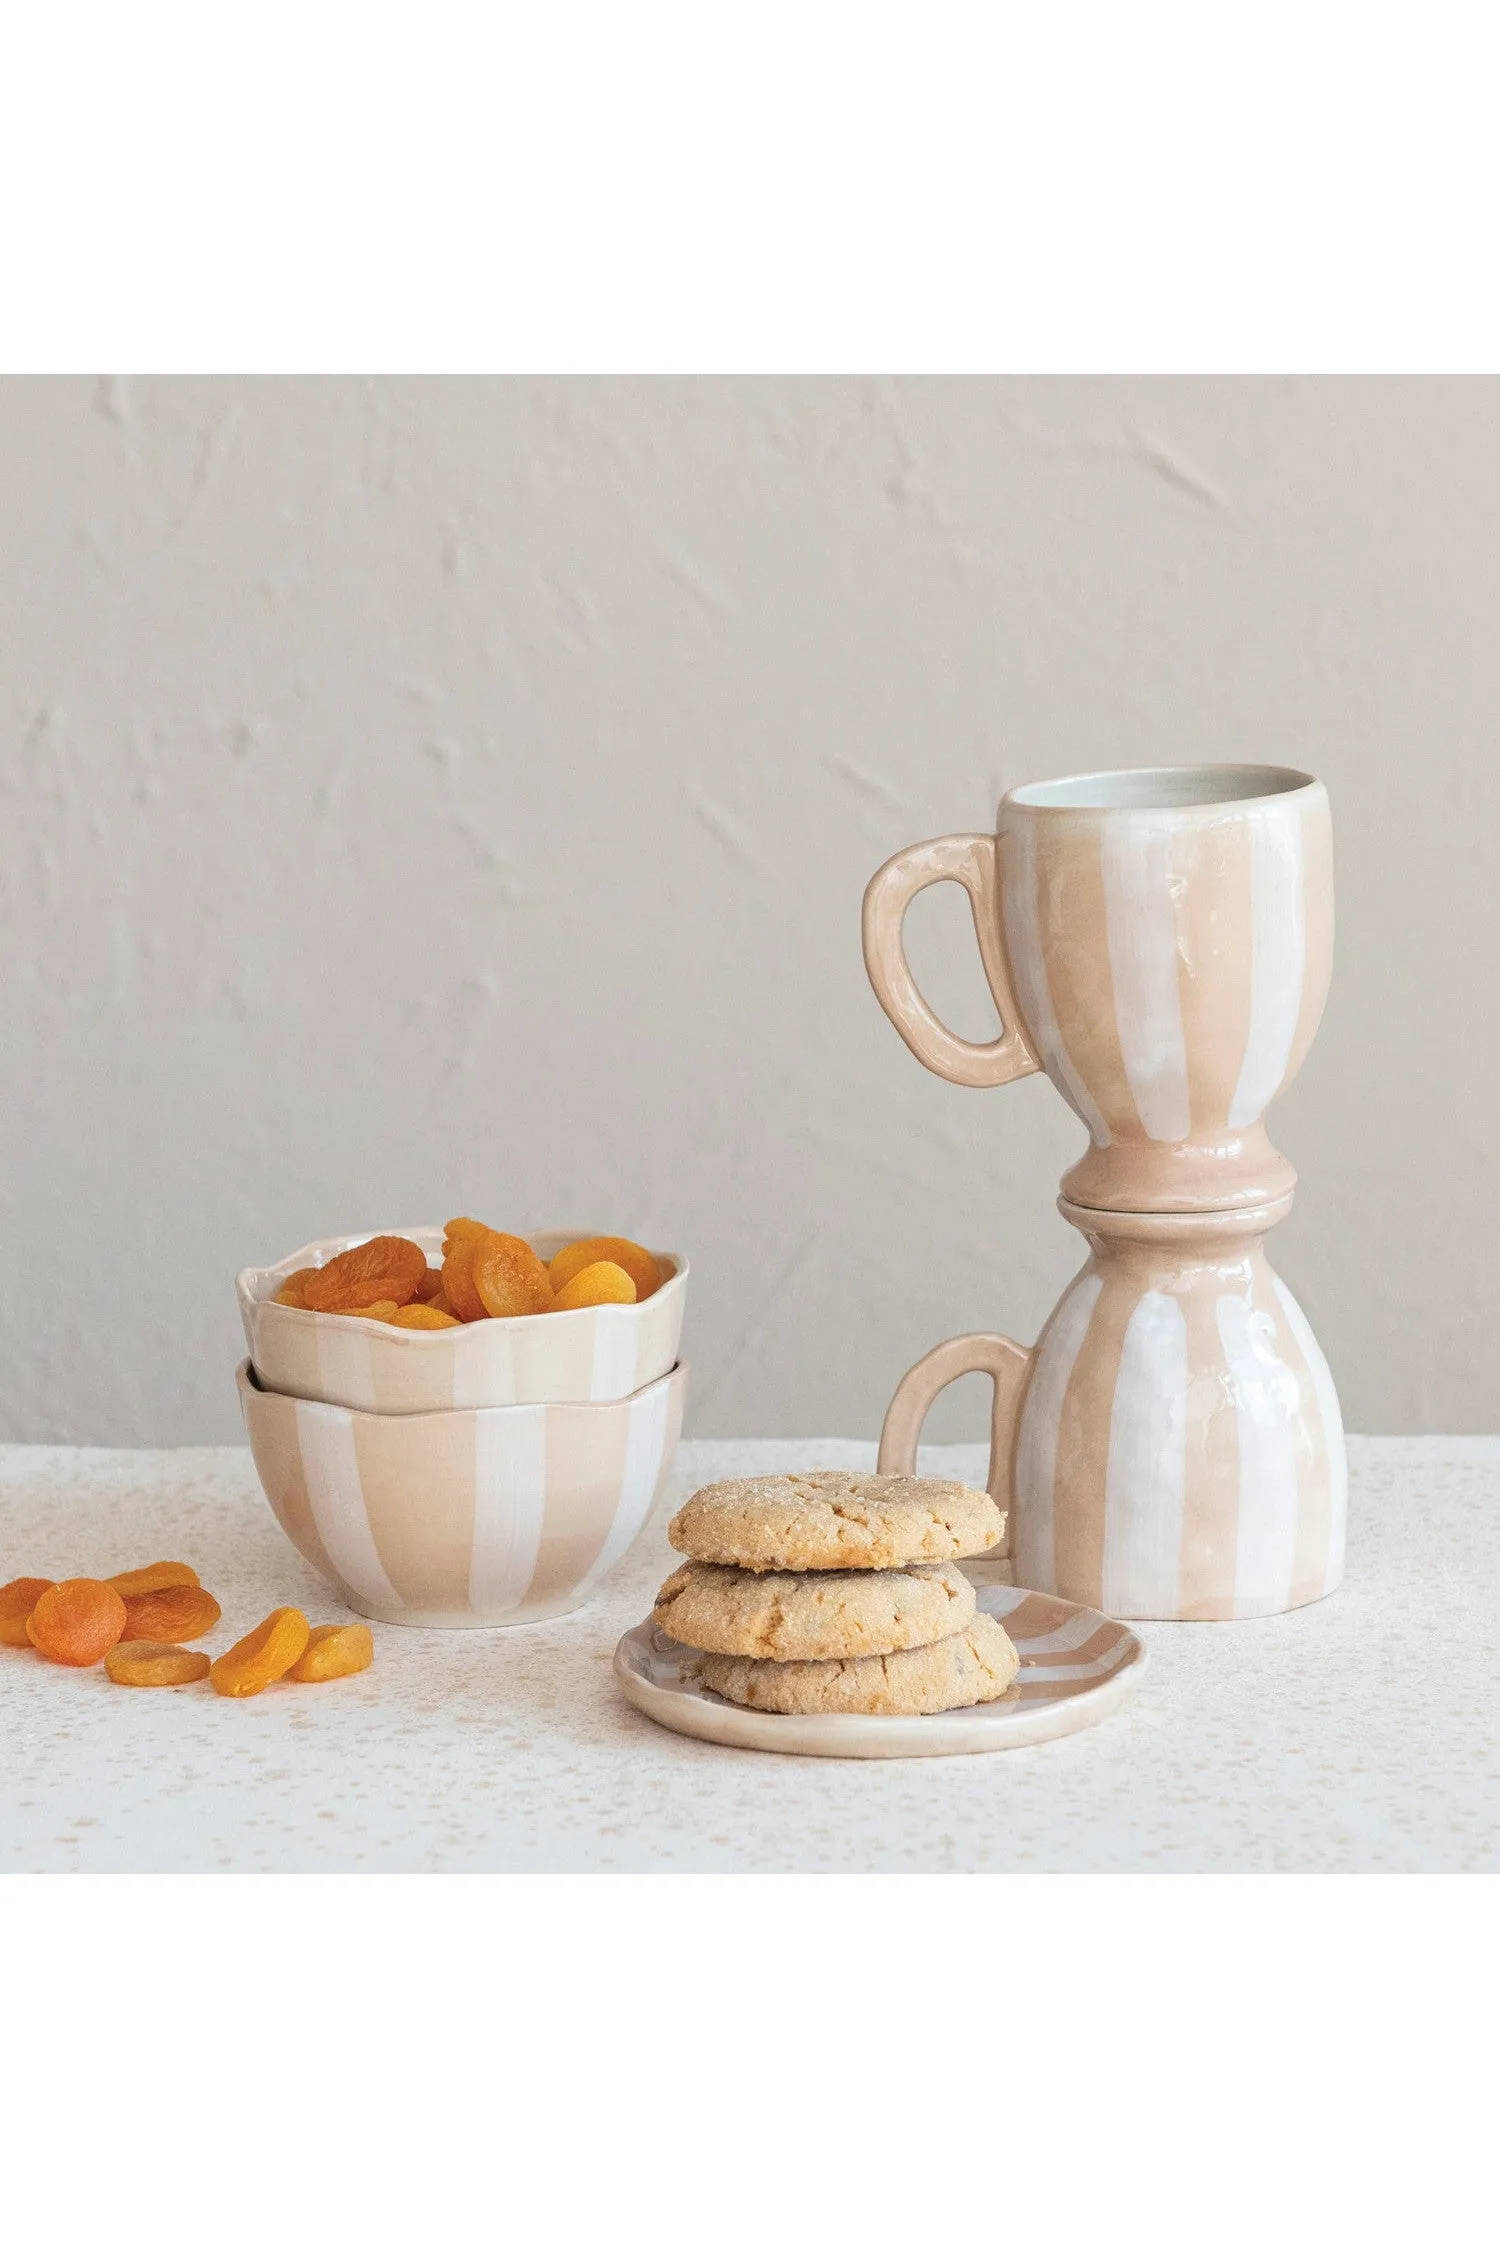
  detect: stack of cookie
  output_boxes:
[655,1470,1020,1717]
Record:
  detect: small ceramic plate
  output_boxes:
[614,1583,1148,1760]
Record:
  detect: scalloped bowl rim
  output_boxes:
[239,1354,686,1430]
[237,1227,688,1343]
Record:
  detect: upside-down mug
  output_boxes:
[862,764,1334,1212]
[876,1194,1347,1621]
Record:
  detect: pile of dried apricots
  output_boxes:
[0,1562,372,1695]
[274,1223,665,1326]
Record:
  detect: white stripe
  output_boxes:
[1272,1276,1348,1598]
[1102,1290,1187,1615]
[1012,1273,1103,1593]
[1016,1639,1136,1685]
[1008,1608,1121,1657]
[1100,813,1191,1141]
[468,1404,549,1614]
[1217,1292,1301,1616]
[293,1402,404,1611]
[1001,821,1112,1143]
[453,1332,514,1410]
[1230,802,1306,1127]
[588,1308,640,1401]
[313,1318,380,1412]
[571,1378,673,1600]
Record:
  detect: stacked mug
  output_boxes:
[236,1230,687,1627]
[863,764,1348,1622]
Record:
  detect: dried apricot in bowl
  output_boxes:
[120,1583,222,1644]
[287,1623,374,1683]
[0,1577,55,1648]
[549,1236,662,1303]
[27,1579,128,1667]
[107,1560,200,1599]
[472,1233,554,1319]
[441,1234,488,1322]
[302,1235,427,1314]
[551,1260,636,1312]
[443,1216,490,1245]
[209,1607,310,1698]
[106,1641,212,1688]
[386,1302,460,1329]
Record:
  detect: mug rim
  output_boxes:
[1003,763,1318,813]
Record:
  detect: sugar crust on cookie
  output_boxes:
[667,1470,1004,1573]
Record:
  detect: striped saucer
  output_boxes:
[615,1582,1147,1759]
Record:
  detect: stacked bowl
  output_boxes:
[236,1229,687,1627]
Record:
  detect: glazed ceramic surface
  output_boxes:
[879,1198,1347,1620]
[863,764,1333,1212]
[238,1358,685,1628]
[615,1582,1147,1759]
[238,1229,687,1413]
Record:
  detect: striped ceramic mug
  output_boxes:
[877,1197,1347,1621]
[862,764,1333,1211]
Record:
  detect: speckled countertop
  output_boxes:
[1,1436,1494,1872]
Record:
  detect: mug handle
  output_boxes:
[876,1332,1035,1567]
[862,834,1042,1088]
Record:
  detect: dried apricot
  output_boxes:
[105,1641,212,1688]
[121,1583,222,1643]
[0,1577,54,1648]
[287,1623,375,1683]
[107,1560,200,1599]
[346,1299,402,1322]
[210,1607,310,1698]
[386,1303,460,1329]
[443,1216,489,1245]
[549,1236,662,1302]
[414,1263,446,1302]
[302,1236,427,1313]
[273,1268,317,1307]
[472,1232,553,1319]
[551,1260,637,1311]
[26,1579,128,1666]
[441,1234,489,1322]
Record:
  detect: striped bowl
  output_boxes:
[238,1229,687,1414]
[237,1357,685,1628]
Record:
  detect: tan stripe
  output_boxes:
[351,1409,479,1613]
[1284,786,1334,1089]
[1177,1274,1241,1620]
[1020,1622,1131,1667]
[243,1382,342,1588]
[999,1590,1080,1640]
[1034,818,1144,1141]
[1265,1281,1333,1607]
[523,1401,634,1609]
[1050,1263,1135,1607]
[1171,817,1254,1139]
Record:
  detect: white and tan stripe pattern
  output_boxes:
[996,774,1333,1210]
[1012,1230,1345,1620]
[978,1585,1140,1702]
[238,1359,685,1628]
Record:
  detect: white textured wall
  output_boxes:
[3,375,1496,1445]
